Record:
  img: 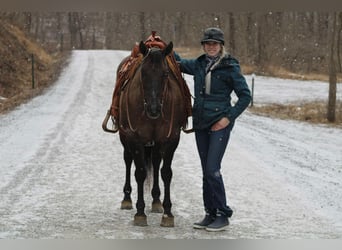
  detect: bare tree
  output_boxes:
[3,11,340,76]
[337,12,342,73]
[139,12,146,42]
[56,13,64,51]
[68,12,85,49]
[327,12,338,122]
[228,13,235,55]
[255,13,268,70]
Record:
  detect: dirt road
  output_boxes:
[1,51,341,239]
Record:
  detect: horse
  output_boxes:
[115,41,188,227]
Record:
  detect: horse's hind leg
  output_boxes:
[150,147,163,213]
[121,148,133,210]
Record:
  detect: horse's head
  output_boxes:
[139,41,173,120]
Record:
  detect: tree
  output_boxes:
[228,13,235,55]
[327,12,338,122]
[2,11,341,76]
[337,12,342,73]
[139,12,146,42]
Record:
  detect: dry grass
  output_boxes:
[0,20,69,114]
[5,21,53,65]
[249,101,342,128]
[0,52,69,114]
[242,64,342,82]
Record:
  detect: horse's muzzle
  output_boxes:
[144,101,162,119]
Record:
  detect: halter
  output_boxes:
[123,47,175,137]
[140,47,170,120]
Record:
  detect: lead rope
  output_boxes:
[164,78,174,138]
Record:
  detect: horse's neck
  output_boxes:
[133,66,143,84]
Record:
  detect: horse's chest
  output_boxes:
[135,122,177,143]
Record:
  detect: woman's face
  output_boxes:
[203,41,221,57]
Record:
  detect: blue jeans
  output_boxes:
[195,124,234,217]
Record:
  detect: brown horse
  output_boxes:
[116,41,187,227]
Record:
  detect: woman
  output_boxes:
[175,27,251,232]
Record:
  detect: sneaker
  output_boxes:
[205,212,229,232]
[193,213,215,229]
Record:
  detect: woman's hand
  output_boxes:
[211,117,230,131]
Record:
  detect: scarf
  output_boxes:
[204,55,220,95]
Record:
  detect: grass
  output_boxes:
[249,101,342,128]
[0,20,70,114]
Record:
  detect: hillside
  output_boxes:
[0,20,67,113]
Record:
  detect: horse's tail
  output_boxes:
[144,146,153,193]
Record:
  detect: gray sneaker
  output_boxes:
[193,213,215,229]
[205,213,229,232]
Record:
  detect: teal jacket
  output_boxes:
[175,53,251,130]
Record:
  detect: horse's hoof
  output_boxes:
[121,200,133,210]
[151,201,163,213]
[134,214,148,226]
[160,214,174,227]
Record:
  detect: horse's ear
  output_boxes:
[163,42,173,56]
[139,41,148,56]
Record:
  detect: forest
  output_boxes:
[2,11,342,75]
[0,11,341,122]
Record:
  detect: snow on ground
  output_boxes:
[244,74,342,104]
[0,50,341,239]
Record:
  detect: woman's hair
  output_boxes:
[220,44,226,55]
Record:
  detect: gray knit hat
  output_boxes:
[201,27,225,45]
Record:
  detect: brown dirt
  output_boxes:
[0,20,69,114]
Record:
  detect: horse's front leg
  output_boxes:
[133,145,148,226]
[160,142,178,227]
[121,148,133,210]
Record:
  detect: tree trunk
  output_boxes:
[327,12,337,122]
[139,12,146,41]
[56,13,64,52]
[228,13,235,55]
[68,12,77,49]
[337,12,342,73]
